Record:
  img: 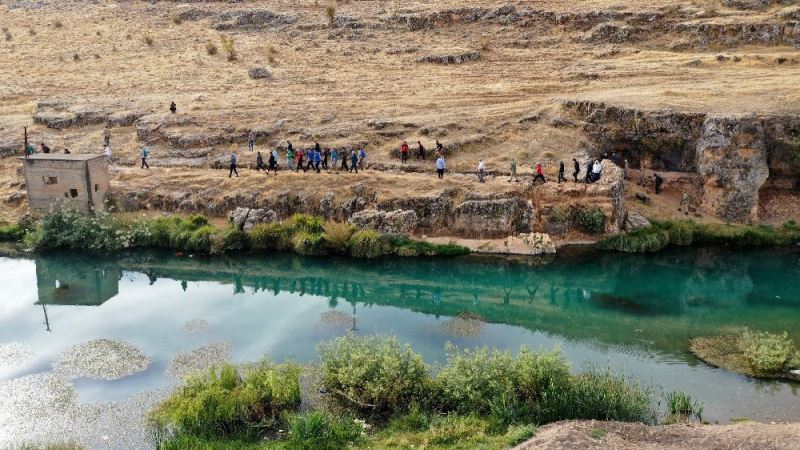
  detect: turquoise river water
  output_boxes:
[1,246,799,445]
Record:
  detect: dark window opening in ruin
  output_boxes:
[69,189,78,198]
[44,176,58,185]
[94,184,99,192]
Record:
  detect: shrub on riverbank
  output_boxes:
[150,362,301,440]
[0,223,24,242]
[317,334,431,418]
[598,219,800,252]
[151,335,671,448]
[15,210,470,259]
[689,328,800,379]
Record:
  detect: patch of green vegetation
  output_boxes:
[577,207,607,234]
[390,236,470,257]
[317,334,431,419]
[0,223,24,242]
[663,391,703,423]
[150,362,301,441]
[598,219,800,253]
[689,328,800,379]
[348,229,393,259]
[146,335,692,448]
[589,427,608,440]
[730,417,751,424]
[15,211,472,259]
[285,411,364,450]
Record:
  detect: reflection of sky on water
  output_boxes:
[0,252,799,430]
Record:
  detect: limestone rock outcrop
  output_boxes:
[696,117,769,223]
[229,207,278,231]
[349,209,419,236]
[624,210,651,231]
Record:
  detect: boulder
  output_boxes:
[348,209,418,236]
[228,207,251,229]
[248,67,271,79]
[624,210,650,231]
[349,209,386,230]
[243,209,278,231]
[381,210,419,236]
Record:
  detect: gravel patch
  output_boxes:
[52,339,150,380]
[0,341,34,368]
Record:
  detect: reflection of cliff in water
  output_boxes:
[25,246,800,356]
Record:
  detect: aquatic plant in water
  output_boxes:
[52,339,149,381]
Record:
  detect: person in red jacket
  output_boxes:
[533,161,546,183]
[400,141,409,164]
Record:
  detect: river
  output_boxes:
[1,246,799,445]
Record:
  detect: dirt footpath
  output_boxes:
[515,420,800,450]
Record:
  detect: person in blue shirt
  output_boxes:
[331,148,339,173]
[349,151,358,173]
[140,146,150,169]
[229,152,238,178]
[358,148,367,169]
[305,148,314,172]
[313,149,322,173]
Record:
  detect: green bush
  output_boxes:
[390,236,470,257]
[292,231,329,256]
[215,226,249,253]
[29,209,133,251]
[150,362,301,440]
[601,219,800,253]
[538,368,656,424]
[577,207,606,234]
[663,391,703,423]
[740,329,800,375]
[286,411,363,450]
[248,222,292,251]
[504,424,537,446]
[291,214,325,234]
[597,226,670,252]
[323,222,356,255]
[0,224,24,242]
[349,230,392,258]
[317,334,432,418]
[438,345,570,417]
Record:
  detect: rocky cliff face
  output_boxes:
[109,167,625,239]
[696,117,769,222]
[565,100,800,223]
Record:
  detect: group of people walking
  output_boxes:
[229,139,368,178]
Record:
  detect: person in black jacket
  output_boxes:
[572,159,580,182]
[557,161,567,183]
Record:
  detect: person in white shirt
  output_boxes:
[477,159,485,183]
[436,156,446,178]
[103,145,112,163]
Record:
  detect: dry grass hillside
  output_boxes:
[0,0,798,225]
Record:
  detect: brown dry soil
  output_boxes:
[516,420,800,450]
[1,0,799,226]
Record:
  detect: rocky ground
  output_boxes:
[516,420,800,450]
